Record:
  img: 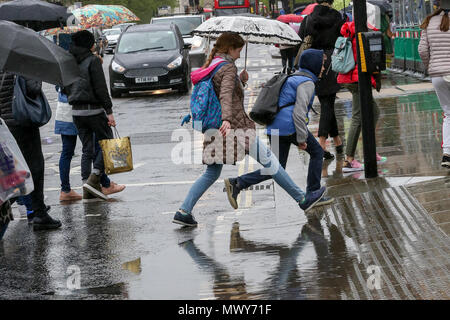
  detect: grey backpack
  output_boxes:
[249,71,313,126]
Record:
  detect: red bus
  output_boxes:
[214,0,259,16]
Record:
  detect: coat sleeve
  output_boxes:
[218,64,237,124]
[89,56,113,115]
[292,81,315,144]
[418,28,430,70]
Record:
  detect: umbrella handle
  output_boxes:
[244,40,248,70]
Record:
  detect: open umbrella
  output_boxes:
[0,0,70,30]
[0,21,79,86]
[70,4,140,29]
[41,25,84,37]
[301,3,318,15]
[194,16,301,69]
[277,14,304,24]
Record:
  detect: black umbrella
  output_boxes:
[0,0,71,30]
[0,21,79,86]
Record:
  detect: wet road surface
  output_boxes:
[0,44,449,300]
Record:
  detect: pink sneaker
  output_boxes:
[342,159,364,173]
[376,153,387,164]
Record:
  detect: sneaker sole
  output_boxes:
[342,166,364,173]
[441,162,450,168]
[172,219,198,227]
[224,179,238,210]
[304,190,326,213]
[33,223,62,231]
[83,184,109,200]
[314,197,335,207]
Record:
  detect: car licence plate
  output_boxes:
[135,76,158,83]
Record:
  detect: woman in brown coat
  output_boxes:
[173,32,326,227]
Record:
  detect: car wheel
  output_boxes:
[178,71,191,94]
[111,89,122,98]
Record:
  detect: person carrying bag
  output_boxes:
[12,76,52,127]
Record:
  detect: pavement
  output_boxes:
[0,43,449,300]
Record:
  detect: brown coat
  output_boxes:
[202,57,256,165]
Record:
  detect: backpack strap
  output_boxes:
[278,72,319,114]
[208,61,228,80]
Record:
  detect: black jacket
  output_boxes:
[299,5,345,96]
[0,72,42,127]
[0,71,16,127]
[67,45,113,115]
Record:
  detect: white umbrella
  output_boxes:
[193,15,302,69]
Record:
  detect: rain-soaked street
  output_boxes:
[0,43,449,300]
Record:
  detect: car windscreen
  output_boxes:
[152,17,203,36]
[104,29,121,36]
[117,30,178,54]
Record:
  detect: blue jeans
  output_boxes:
[18,195,33,212]
[180,137,306,214]
[237,131,323,193]
[0,222,8,240]
[60,135,77,192]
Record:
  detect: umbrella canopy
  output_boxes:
[193,16,301,46]
[0,21,79,86]
[41,25,84,37]
[301,3,318,15]
[277,14,303,24]
[0,0,70,29]
[70,4,140,29]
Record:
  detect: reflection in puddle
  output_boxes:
[122,257,141,275]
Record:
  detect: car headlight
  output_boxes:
[191,37,203,50]
[167,56,183,69]
[111,60,126,73]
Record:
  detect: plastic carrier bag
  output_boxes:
[0,118,34,204]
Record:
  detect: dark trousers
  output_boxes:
[77,133,111,187]
[318,94,339,138]
[280,47,296,73]
[236,131,324,193]
[60,135,77,192]
[9,126,47,216]
[73,113,113,176]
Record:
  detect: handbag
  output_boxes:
[294,16,313,68]
[98,127,133,175]
[12,76,52,127]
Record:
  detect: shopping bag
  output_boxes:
[0,118,34,204]
[98,127,133,175]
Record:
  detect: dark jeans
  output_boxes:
[73,113,113,177]
[17,195,33,212]
[60,135,111,191]
[236,131,323,193]
[9,126,47,216]
[280,47,296,73]
[0,222,8,240]
[318,94,339,138]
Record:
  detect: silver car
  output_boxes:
[150,15,210,68]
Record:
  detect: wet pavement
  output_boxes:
[0,44,449,300]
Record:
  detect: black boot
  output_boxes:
[33,210,62,231]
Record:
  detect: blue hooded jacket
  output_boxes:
[267,49,324,136]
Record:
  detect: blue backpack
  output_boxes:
[190,62,228,133]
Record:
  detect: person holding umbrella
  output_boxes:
[0,71,61,231]
[173,32,326,227]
